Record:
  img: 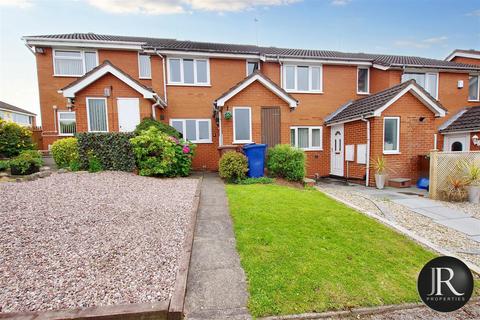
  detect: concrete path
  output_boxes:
[350,185,480,243]
[185,173,251,320]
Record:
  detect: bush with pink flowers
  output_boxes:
[130,126,195,177]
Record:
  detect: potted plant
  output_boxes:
[462,160,480,203]
[9,150,43,175]
[224,111,232,120]
[371,156,388,189]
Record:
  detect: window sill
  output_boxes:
[357,92,370,95]
[139,77,152,80]
[53,74,83,78]
[190,140,213,144]
[302,148,323,152]
[233,141,253,144]
[58,133,75,137]
[468,99,480,102]
[167,83,211,87]
[383,151,401,155]
[285,90,323,94]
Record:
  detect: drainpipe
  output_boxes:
[361,117,371,187]
[277,55,283,86]
[218,110,223,146]
[154,49,168,104]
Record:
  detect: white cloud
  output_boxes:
[0,0,33,8]
[466,9,480,17]
[394,36,448,49]
[330,0,350,6]
[87,0,301,14]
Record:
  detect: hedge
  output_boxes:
[76,132,136,172]
[267,144,305,181]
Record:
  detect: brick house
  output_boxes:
[23,34,480,186]
[0,100,36,126]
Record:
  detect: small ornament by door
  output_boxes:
[224,111,232,120]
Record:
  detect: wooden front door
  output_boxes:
[261,107,281,148]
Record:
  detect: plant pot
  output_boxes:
[10,164,39,176]
[375,174,386,189]
[466,185,480,204]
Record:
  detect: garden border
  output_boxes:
[0,176,202,320]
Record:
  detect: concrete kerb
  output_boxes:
[0,177,203,320]
[317,188,480,276]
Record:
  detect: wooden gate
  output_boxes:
[261,107,281,148]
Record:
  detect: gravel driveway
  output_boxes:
[0,171,199,313]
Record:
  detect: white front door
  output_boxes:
[117,98,140,132]
[444,133,470,152]
[330,124,344,176]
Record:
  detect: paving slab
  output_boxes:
[409,208,446,220]
[421,206,471,219]
[195,216,235,239]
[436,218,480,236]
[392,197,441,209]
[470,235,480,243]
[189,238,241,272]
[372,193,410,201]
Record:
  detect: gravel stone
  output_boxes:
[0,171,198,313]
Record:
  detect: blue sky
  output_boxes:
[0,0,479,121]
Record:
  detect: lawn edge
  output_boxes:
[317,187,480,275]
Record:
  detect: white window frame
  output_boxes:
[233,107,252,144]
[401,72,439,99]
[58,111,76,136]
[357,67,370,94]
[86,97,109,133]
[53,49,99,77]
[166,57,210,86]
[246,60,260,76]
[169,119,212,143]
[138,53,152,79]
[290,126,323,151]
[383,117,400,154]
[282,64,323,93]
[468,75,480,102]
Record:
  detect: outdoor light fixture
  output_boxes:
[472,134,480,147]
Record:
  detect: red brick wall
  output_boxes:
[344,121,368,180]
[451,56,480,66]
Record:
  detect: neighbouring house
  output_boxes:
[0,101,36,126]
[22,34,480,186]
[446,49,480,66]
[439,106,480,152]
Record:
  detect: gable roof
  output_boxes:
[60,61,166,107]
[214,71,298,109]
[0,101,36,116]
[325,80,446,125]
[23,33,480,71]
[439,106,480,133]
[445,49,480,62]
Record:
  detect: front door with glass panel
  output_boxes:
[330,124,344,176]
[117,98,140,132]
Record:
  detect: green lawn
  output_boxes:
[226,184,437,317]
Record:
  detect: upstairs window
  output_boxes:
[469,75,479,101]
[290,126,322,150]
[58,111,76,136]
[283,65,322,93]
[384,117,400,154]
[401,72,438,99]
[138,53,152,79]
[170,119,212,143]
[247,61,259,76]
[168,58,210,85]
[53,50,98,76]
[357,67,369,94]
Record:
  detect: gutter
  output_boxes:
[154,49,168,105]
[361,117,371,187]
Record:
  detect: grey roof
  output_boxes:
[439,106,480,133]
[24,33,480,71]
[0,101,36,116]
[325,80,445,124]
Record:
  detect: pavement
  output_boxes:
[184,173,252,320]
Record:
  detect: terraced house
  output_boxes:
[23,34,480,185]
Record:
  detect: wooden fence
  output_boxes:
[30,126,43,150]
[429,150,480,200]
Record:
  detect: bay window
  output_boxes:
[58,111,76,136]
[290,126,322,150]
[469,75,479,101]
[170,119,212,143]
[233,107,252,143]
[86,98,108,132]
[383,117,400,153]
[401,72,438,99]
[53,49,98,76]
[357,67,369,94]
[138,53,151,79]
[168,58,210,85]
[283,65,322,93]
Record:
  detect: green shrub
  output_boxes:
[130,126,195,177]
[219,151,248,183]
[9,150,43,175]
[51,138,79,169]
[267,144,305,182]
[76,132,136,172]
[69,158,81,172]
[238,177,274,185]
[134,117,181,138]
[87,153,103,173]
[0,119,35,157]
[0,159,10,171]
